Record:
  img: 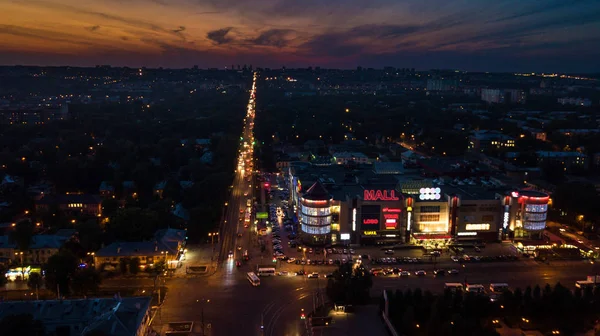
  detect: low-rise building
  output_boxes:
[468,130,515,152]
[332,152,370,165]
[0,296,152,336]
[536,151,588,170]
[0,233,70,266]
[94,229,186,271]
[35,194,103,216]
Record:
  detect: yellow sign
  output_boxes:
[363,231,377,236]
[407,206,412,211]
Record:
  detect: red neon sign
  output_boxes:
[362,219,379,225]
[383,208,401,213]
[384,214,399,219]
[364,190,400,201]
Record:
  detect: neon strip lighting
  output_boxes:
[383,208,402,213]
[407,212,412,231]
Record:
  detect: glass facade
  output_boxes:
[525,204,548,213]
[522,203,548,232]
[301,223,331,235]
[299,202,332,236]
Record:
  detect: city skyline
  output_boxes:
[1,0,600,72]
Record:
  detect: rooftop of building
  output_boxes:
[303,181,332,201]
[470,130,515,141]
[536,151,587,157]
[95,228,186,257]
[0,234,69,250]
[290,163,402,201]
[37,194,103,205]
[442,184,506,201]
[0,296,151,336]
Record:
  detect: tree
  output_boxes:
[44,251,78,297]
[27,272,43,291]
[0,314,45,336]
[0,264,8,288]
[10,220,35,251]
[325,263,372,305]
[107,207,161,241]
[119,258,129,274]
[77,219,103,252]
[71,268,101,296]
[129,257,141,275]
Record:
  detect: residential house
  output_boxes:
[332,152,370,165]
[36,194,103,216]
[0,233,70,266]
[94,229,186,271]
[536,151,588,170]
[0,297,153,336]
[468,130,515,152]
[99,181,114,196]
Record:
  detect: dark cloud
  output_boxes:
[206,27,233,44]
[299,24,423,57]
[85,25,100,32]
[249,29,295,48]
[0,24,97,47]
[436,8,600,50]
[490,0,581,23]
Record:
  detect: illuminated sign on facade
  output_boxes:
[363,190,400,201]
[383,208,401,213]
[382,207,398,229]
[363,231,377,236]
[419,187,441,200]
[407,212,412,231]
[457,232,477,236]
[363,219,379,225]
[340,233,350,240]
[352,208,357,231]
[465,224,490,231]
[503,205,510,229]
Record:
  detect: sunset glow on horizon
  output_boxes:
[1,0,600,71]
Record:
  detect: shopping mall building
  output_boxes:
[288,162,549,246]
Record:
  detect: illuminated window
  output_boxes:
[419,206,441,213]
[465,224,490,231]
[331,223,340,231]
[419,214,440,222]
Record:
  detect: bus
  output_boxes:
[489,283,509,293]
[466,284,486,293]
[444,283,464,292]
[247,272,260,286]
[576,280,596,289]
[257,267,276,276]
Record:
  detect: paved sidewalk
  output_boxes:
[173,244,218,277]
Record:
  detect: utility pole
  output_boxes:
[201,307,205,336]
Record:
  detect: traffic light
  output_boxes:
[300,308,306,320]
[272,258,277,263]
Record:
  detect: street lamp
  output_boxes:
[196,298,210,336]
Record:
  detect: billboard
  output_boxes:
[256,212,268,219]
[361,205,381,231]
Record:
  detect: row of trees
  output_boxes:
[325,263,373,305]
[382,282,600,336]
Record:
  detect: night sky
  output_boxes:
[1,0,600,72]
